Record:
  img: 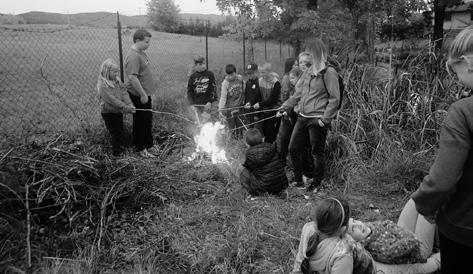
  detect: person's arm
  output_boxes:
[321,68,341,124]
[99,85,128,110]
[283,74,305,110]
[187,74,195,105]
[218,80,229,110]
[411,103,471,217]
[121,86,135,112]
[209,72,217,103]
[291,223,315,274]
[260,81,281,108]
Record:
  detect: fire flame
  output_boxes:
[188,122,228,164]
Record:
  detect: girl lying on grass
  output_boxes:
[292,198,440,274]
[97,59,135,156]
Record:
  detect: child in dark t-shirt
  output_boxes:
[187,55,216,124]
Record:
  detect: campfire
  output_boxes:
[187,121,228,164]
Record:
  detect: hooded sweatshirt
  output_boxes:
[283,66,340,124]
[219,74,245,110]
[98,80,133,113]
[292,222,353,274]
[411,96,473,248]
[259,73,282,109]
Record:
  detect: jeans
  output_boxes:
[289,116,327,183]
[101,113,125,156]
[129,94,153,151]
[262,111,281,144]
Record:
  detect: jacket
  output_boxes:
[241,142,288,194]
[412,96,473,248]
[97,81,133,113]
[283,67,340,124]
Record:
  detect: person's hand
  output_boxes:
[219,111,226,121]
[204,102,212,112]
[125,105,136,113]
[276,110,286,118]
[318,119,325,127]
[244,102,251,109]
[253,103,260,110]
[140,95,149,104]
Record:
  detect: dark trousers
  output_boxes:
[262,112,281,144]
[439,231,473,273]
[289,116,327,183]
[129,94,153,151]
[225,111,244,138]
[277,113,314,175]
[101,113,125,156]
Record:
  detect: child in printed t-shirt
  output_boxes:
[243,63,262,129]
[97,59,136,156]
[187,55,217,124]
[218,64,245,136]
[239,128,288,196]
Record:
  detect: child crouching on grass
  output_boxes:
[239,128,288,197]
[97,59,135,156]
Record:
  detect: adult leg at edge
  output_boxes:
[439,231,473,273]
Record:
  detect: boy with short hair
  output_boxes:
[218,64,245,135]
[187,55,217,124]
[239,128,289,196]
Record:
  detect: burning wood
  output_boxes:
[187,121,228,165]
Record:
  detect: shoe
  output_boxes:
[290,181,305,189]
[147,145,160,156]
[306,181,321,193]
[139,149,156,158]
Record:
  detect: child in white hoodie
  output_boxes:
[219,64,245,136]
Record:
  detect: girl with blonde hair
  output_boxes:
[97,58,135,156]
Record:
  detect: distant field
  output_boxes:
[0,25,292,140]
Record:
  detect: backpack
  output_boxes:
[320,65,344,111]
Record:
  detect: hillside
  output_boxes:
[16,11,231,28]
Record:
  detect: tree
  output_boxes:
[147,0,181,32]
[429,0,462,52]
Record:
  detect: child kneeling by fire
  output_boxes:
[239,128,289,197]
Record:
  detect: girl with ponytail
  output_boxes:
[291,197,352,274]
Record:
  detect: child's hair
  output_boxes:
[245,128,263,146]
[225,64,236,74]
[301,197,350,274]
[97,58,119,90]
[194,54,205,64]
[449,26,473,60]
[304,38,328,72]
[133,29,152,43]
[284,57,298,74]
[260,62,272,72]
[289,67,302,78]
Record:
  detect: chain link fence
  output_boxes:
[0,14,293,142]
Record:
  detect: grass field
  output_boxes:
[0,24,290,141]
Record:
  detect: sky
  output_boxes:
[2,0,221,16]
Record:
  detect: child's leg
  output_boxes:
[101,113,124,156]
[288,118,308,182]
[276,118,294,166]
[307,119,328,185]
[398,199,435,259]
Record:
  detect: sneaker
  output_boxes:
[147,145,160,156]
[139,149,156,158]
[290,181,305,189]
[306,181,321,193]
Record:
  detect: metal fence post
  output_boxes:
[279,39,282,61]
[117,12,124,82]
[205,19,209,71]
[264,38,267,61]
[242,31,246,70]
